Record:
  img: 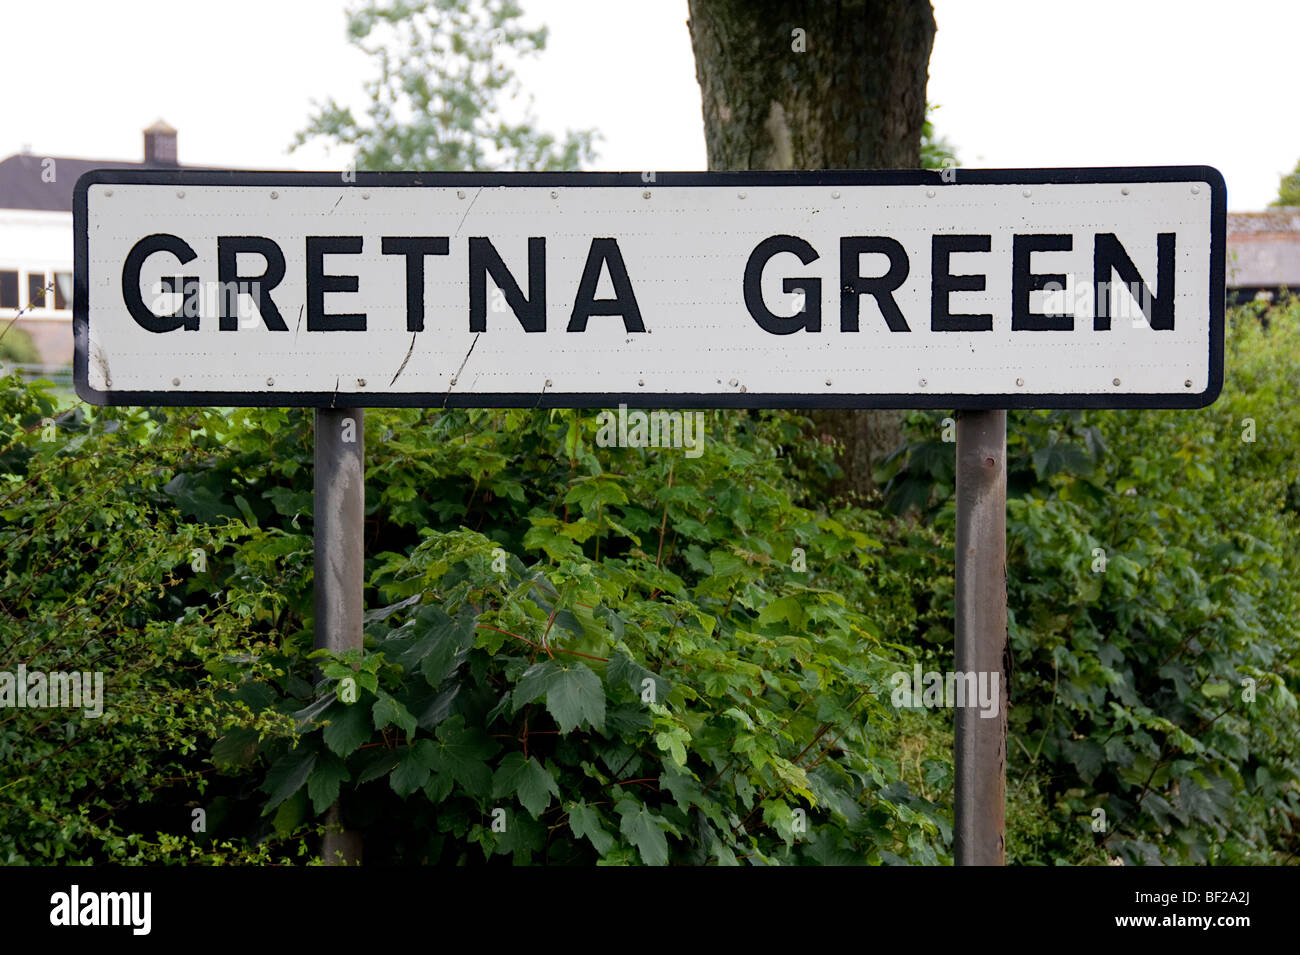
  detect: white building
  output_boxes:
[1226,211,1300,305]
[0,121,181,367]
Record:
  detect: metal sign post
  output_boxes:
[953,409,1008,865]
[313,407,365,865]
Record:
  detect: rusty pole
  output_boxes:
[314,407,365,865]
[953,409,1008,865]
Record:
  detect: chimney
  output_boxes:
[143,120,178,166]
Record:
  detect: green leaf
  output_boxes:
[617,799,669,866]
[514,659,605,734]
[390,745,432,797]
[416,684,461,730]
[163,471,239,523]
[419,715,499,798]
[272,789,307,834]
[568,799,615,855]
[307,753,352,815]
[606,651,669,704]
[372,692,418,739]
[494,811,546,862]
[212,727,260,769]
[356,749,404,786]
[262,746,317,815]
[492,752,560,817]
[401,605,476,685]
[322,702,372,757]
[757,595,806,629]
[1032,441,1094,481]
[291,692,339,727]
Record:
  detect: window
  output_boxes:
[0,271,17,309]
[53,272,72,311]
[28,272,48,309]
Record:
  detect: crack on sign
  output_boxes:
[331,376,340,408]
[450,334,480,386]
[453,188,483,237]
[329,196,343,214]
[533,376,551,408]
[389,333,418,386]
[294,304,304,339]
[442,333,481,407]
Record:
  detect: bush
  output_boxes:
[0,326,41,366]
[882,301,1300,864]
[3,299,1296,865]
[2,391,950,863]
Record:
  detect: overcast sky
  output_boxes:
[2,0,1294,210]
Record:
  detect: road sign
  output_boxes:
[74,167,1224,409]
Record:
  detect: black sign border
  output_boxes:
[73,166,1226,410]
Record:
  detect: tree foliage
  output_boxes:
[920,104,957,170]
[1271,158,1300,207]
[292,0,597,172]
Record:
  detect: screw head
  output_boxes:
[1113,378,1122,386]
[1016,377,1025,387]
[266,377,274,386]
[172,378,180,386]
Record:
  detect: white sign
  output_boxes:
[74,168,1225,409]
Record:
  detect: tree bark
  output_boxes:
[686,0,936,503]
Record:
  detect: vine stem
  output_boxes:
[474,624,608,662]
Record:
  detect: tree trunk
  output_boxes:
[686,0,936,503]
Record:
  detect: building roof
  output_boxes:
[0,153,180,213]
[1227,211,1300,235]
[1227,212,1300,287]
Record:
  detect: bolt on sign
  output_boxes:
[74,168,1225,409]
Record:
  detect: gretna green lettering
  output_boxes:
[120,230,1176,337]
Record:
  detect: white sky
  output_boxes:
[1,0,1295,210]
